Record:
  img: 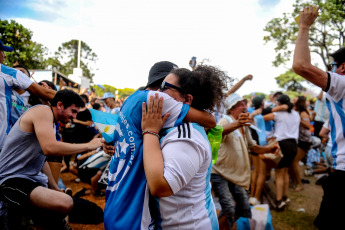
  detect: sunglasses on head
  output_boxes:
[160,81,187,94]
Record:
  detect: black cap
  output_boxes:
[252,95,265,109]
[330,47,345,65]
[146,61,178,87]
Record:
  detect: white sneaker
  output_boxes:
[249,197,260,206]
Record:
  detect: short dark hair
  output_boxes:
[80,94,89,104]
[92,103,101,110]
[40,80,57,91]
[171,65,231,112]
[330,47,345,65]
[51,89,85,108]
[13,64,30,77]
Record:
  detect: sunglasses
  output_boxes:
[160,81,187,94]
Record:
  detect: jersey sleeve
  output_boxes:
[162,139,205,194]
[147,91,190,128]
[326,72,345,102]
[1,65,33,90]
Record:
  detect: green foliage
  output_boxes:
[0,19,48,68]
[275,69,306,92]
[92,84,136,99]
[264,0,345,68]
[47,39,98,81]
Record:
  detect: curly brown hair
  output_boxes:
[171,64,231,112]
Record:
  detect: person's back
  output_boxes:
[273,110,300,141]
[104,90,189,230]
[152,123,217,229]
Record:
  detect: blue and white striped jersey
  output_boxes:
[151,123,218,230]
[104,90,190,230]
[325,72,345,170]
[0,64,32,149]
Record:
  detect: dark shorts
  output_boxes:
[298,140,312,151]
[314,170,345,229]
[277,139,297,169]
[0,177,41,207]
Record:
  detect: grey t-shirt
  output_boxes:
[0,105,48,186]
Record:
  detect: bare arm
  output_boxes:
[316,90,323,100]
[319,126,330,139]
[42,162,60,191]
[292,6,328,90]
[142,94,173,197]
[300,111,311,129]
[263,113,275,121]
[27,107,102,156]
[26,83,56,101]
[250,142,280,155]
[73,119,93,127]
[225,74,253,97]
[184,108,216,129]
[222,113,251,136]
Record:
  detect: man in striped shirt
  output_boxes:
[293,5,345,229]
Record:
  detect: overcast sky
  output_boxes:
[1,0,319,96]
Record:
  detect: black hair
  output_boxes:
[51,89,85,108]
[295,96,309,115]
[80,94,89,104]
[171,65,230,111]
[40,80,57,91]
[13,64,30,77]
[277,94,294,113]
[92,102,101,110]
[273,91,283,98]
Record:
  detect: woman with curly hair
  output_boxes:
[141,65,230,229]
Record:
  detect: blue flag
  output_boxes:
[90,109,118,143]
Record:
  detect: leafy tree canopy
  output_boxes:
[0,19,48,69]
[264,0,345,68]
[93,85,136,99]
[47,39,98,82]
[275,69,306,92]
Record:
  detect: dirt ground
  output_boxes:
[61,164,324,230]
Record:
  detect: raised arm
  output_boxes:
[292,6,328,90]
[225,74,253,97]
[184,108,216,129]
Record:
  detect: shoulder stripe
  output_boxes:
[186,123,191,138]
[178,125,181,138]
[182,123,186,138]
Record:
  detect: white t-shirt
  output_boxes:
[152,123,219,230]
[325,72,345,170]
[273,110,300,141]
[0,64,33,149]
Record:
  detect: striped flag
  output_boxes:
[90,109,118,143]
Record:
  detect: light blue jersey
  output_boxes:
[325,72,345,170]
[104,90,189,230]
[0,64,32,149]
[151,123,218,230]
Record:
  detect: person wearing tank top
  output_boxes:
[0,89,102,229]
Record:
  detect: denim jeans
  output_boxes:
[211,173,251,229]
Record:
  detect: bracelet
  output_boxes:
[142,130,160,139]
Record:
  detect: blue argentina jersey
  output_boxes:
[325,72,345,171]
[0,64,32,149]
[104,90,189,230]
[11,91,31,127]
[151,123,218,229]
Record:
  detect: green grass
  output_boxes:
[271,208,318,230]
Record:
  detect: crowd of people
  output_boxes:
[0,5,344,230]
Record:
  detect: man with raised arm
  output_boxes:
[292,5,345,229]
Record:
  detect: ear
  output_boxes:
[340,63,345,74]
[185,94,193,105]
[56,101,64,111]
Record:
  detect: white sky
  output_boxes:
[9,0,320,96]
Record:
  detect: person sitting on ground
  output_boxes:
[0,89,102,229]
